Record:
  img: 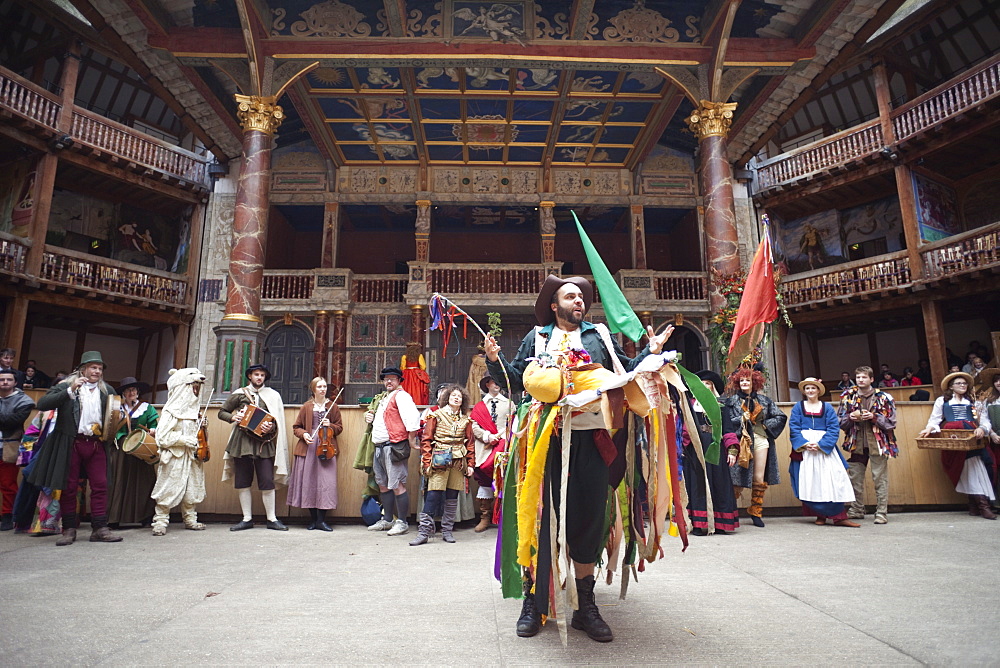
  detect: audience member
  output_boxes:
[878,371,899,388]
[899,367,922,386]
[837,372,852,392]
[0,349,25,389]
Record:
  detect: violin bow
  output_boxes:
[310,386,344,441]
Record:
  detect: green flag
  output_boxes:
[572,210,646,342]
[676,363,722,465]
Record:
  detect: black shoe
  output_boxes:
[316,522,333,532]
[230,520,254,531]
[0,514,13,531]
[516,594,541,637]
[571,576,613,642]
[266,520,289,531]
[306,522,317,530]
[690,527,707,536]
[751,516,765,528]
[715,529,728,535]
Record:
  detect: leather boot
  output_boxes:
[89,516,123,543]
[975,495,997,520]
[55,528,77,546]
[441,499,458,543]
[571,575,613,642]
[968,496,980,516]
[749,482,767,527]
[409,512,435,546]
[0,514,13,531]
[516,593,541,637]
[474,498,493,533]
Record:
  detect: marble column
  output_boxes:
[630,203,647,270]
[687,101,740,311]
[539,201,555,263]
[214,94,285,393]
[330,310,349,395]
[415,199,431,262]
[321,202,339,268]
[313,310,330,380]
[410,305,426,352]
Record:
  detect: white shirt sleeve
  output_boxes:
[923,397,945,433]
[395,391,421,433]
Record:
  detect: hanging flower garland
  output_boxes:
[706,269,793,371]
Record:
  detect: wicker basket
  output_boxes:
[915,429,983,451]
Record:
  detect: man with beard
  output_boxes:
[219,364,289,531]
[484,275,672,643]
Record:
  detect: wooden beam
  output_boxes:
[0,287,188,325]
[921,300,947,391]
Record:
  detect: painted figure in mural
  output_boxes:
[454,4,526,45]
[799,223,826,270]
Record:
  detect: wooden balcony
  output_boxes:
[781,222,1000,309]
[0,65,208,188]
[754,54,1000,195]
[0,232,189,311]
[258,264,711,313]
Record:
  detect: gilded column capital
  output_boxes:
[539,201,556,208]
[685,100,737,140]
[235,94,285,135]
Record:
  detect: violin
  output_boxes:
[195,388,214,463]
[314,387,343,461]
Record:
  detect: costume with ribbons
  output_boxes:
[488,320,696,644]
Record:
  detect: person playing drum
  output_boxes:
[108,377,158,527]
[218,364,289,531]
[151,368,209,535]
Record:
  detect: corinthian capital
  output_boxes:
[235,94,285,135]
[685,100,738,140]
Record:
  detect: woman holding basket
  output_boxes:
[918,371,995,520]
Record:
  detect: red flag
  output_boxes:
[727,228,778,370]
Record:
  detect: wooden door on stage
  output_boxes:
[263,324,313,404]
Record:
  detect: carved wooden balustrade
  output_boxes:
[262,273,314,300]
[921,222,1000,281]
[428,266,550,295]
[0,65,207,187]
[755,54,1000,193]
[654,272,708,301]
[780,251,912,307]
[0,233,28,275]
[353,276,408,303]
[38,246,188,307]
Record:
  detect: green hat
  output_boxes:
[77,351,106,369]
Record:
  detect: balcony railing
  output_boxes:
[781,252,912,307]
[0,65,207,187]
[353,276,408,303]
[39,246,188,307]
[427,266,549,294]
[654,272,708,301]
[0,234,28,274]
[921,222,1000,281]
[755,54,1000,193]
[262,273,314,300]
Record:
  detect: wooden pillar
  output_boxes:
[539,201,555,263]
[2,298,30,366]
[415,200,431,262]
[921,300,947,392]
[321,202,339,268]
[183,202,206,309]
[330,310,349,396]
[173,322,190,369]
[687,101,740,311]
[23,153,59,277]
[55,43,82,133]
[313,310,330,380]
[409,305,426,352]
[867,330,880,373]
[874,59,924,279]
[773,324,790,402]
[630,203,647,270]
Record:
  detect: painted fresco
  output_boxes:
[913,172,961,242]
[774,209,844,274]
[841,196,903,252]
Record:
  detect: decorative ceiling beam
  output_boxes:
[381,0,408,38]
[569,0,597,40]
[708,0,741,101]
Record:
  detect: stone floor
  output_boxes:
[1,510,997,666]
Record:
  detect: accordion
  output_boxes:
[238,404,277,438]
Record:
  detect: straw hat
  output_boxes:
[940,371,974,392]
[975,367,1000,392]
[797,377,826,395]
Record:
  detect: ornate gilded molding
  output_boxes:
[686,100,737,140]
[235,94,285,135]
[222,313,263,323]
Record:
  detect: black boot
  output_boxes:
[516,593,541,637]
[571,575,613,642]
[315,509,332,532]
[0,514,13,531]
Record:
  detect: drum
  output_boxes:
[102,394,124,443]
[238,404,277,437]
[121,428,159,464]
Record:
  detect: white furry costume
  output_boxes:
[151,368,207,531]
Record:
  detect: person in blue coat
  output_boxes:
[789,378,858,527]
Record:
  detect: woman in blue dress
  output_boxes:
[788,378,858,527]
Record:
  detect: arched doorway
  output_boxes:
[661,324,708,371]
[263,324,313,404]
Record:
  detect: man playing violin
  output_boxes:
[218,364,289,531]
